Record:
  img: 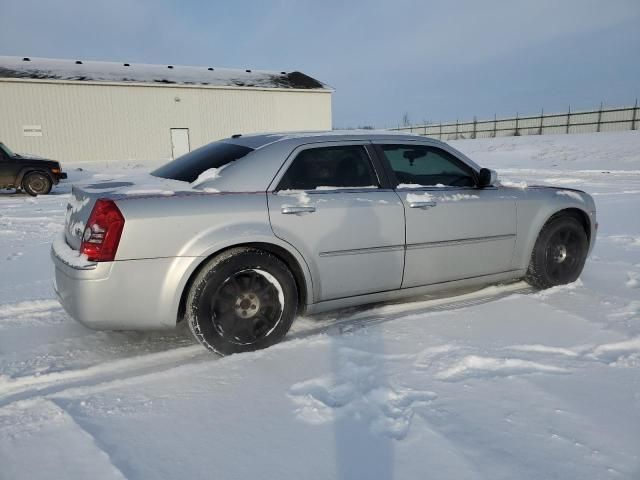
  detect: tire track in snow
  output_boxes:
[289,282,534,338]
[0,398,128,480]
[48,397,131,480]
[0,282,533,408]
[0,346,208,408]
[0,299,65,328]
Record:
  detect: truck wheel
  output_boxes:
[525,215,588,289]
[186,247,298,355]
[22,172,52,196]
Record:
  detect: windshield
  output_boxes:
[151,142,253,183]
[0,142,15,157]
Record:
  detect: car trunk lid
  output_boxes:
[63,174,190,250]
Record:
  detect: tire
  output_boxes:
[525,215,589,289]
[22,172,52,196]
[186,247,298,355]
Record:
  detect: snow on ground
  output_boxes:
[1,131,639,479]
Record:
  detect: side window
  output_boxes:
[277,145,380,190]
[381,145,475,187]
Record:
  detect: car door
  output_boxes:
[268,142,405,302]
[374,142,517,288]
[0,147,17,185]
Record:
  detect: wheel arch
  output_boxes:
[176,241,312,325]
[18,168,54,187]
[545,207,591,243]
[521,206,592,271]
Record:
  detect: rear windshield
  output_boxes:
[151,142,253,183]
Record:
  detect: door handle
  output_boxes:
[408,201,437,209]
[281,205,316,214]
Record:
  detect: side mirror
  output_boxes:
[478,168,498,187]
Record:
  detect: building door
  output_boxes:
[170,128,190,159]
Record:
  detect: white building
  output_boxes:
[0,56,332,163]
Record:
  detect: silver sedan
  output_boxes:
[51,131,597,354]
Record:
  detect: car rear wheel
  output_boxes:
[525,215,589,289]
[22,172,52,196]
[186,247,298,355]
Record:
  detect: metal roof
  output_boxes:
[227,130,444,149]
[0,56,331,91]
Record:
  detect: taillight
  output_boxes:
[80,199,125,262]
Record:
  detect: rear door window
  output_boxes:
[152,142,253,183]
[277,145,379,190]
[381,145,476,187]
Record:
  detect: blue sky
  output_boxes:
[1,0,638,127]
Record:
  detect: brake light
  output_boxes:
[80,199,125,262]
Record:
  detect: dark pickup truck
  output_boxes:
[0,142,67,195]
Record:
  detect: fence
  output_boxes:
[390,102,639,141]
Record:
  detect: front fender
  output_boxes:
[513,187,596,271]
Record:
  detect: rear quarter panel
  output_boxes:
[114,192,271,259]
[113,191,314,314]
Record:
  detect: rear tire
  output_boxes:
[22,172,52,196]
[186,247,298,355]
[525,215,588,289]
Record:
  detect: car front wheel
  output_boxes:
[186,247,298,355]
[22,172,52,196]
[525,215,589,289]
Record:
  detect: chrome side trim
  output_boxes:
[319,244,405,257]
[406,233,516,250]
[319,234,515,257]
[276,188,395,195]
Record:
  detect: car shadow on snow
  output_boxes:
[316,200,396,479]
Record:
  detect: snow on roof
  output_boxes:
[0,56,331,91]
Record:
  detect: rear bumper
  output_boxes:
[51,240,194,330]
[58,172,68,180]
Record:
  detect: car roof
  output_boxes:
[206,130,482,193]
[226,130,447,150]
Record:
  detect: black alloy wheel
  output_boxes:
[209,269,284,345]
[186,247,298,355]
[525,215,589,289]
[544,228,582,283]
